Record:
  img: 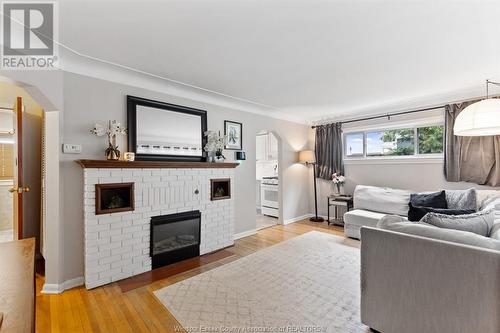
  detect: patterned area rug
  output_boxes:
[154,231,369,333]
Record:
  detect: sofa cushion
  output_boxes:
[420,209,495,237]
[480,195,500,212]
[344,209,390,239]
[377,216,500,251]
[408,203,475,222]
[344,209,389,228]
[410,190,447,209]
[353,185,410,216]
[491,223,500,241]
[445,188,477,210]
[476,190,500,210]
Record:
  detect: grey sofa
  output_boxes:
[360,226,500,333]
[344,185,500,239]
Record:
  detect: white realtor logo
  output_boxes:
[1,1,58,70]
[9,8,50,50]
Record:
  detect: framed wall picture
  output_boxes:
[224,120,243,150]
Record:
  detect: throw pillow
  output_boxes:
[410,190,447,209]
[445,188,477,211]
[408,203,475,222]
[420,209,495,237]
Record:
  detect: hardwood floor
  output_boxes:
[35,219,347,333]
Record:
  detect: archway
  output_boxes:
[255,130,283,229]
[0,75,62,293]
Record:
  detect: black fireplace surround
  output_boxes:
[150,210,201,269]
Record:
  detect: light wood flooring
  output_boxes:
[35,219,347,333]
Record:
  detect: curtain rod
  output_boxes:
[310,92,500,129]
[311,105,445,129]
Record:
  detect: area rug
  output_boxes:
[154,231,369,333]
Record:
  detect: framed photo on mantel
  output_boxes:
[224,120,242,150]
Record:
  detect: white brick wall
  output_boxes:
[83,167,235,289]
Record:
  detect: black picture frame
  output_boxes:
[127,95,207,161]
[224,120,243,150]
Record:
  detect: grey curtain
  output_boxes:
[445,101,500,186]
[315,122,344,180]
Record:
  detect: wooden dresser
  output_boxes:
[0,238,35,333]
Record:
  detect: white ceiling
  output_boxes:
[59,0,500,123]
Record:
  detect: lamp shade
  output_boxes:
[454,99,500,136]
[299,150,315,164]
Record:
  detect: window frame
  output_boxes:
[343,122,444,161]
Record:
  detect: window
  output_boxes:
[417,125,444,154]
[345,132,364,157]
[344,124,444,158]
[366,128,414,156]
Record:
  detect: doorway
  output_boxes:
[256,130,280,230]
[0,81,44,247]
[0,106,15,242]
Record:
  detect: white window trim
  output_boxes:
[343,121,445,161]
[344,155,444,165]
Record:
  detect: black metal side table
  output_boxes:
[327,195,353,226]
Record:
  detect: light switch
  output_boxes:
[62,143,82,154]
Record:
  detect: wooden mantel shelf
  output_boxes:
[76,159,239,169]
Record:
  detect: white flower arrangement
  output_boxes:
[332,173,346,185]
[90,120,127,160]
[332,172,346,195]
[90,120,127,138]
[204,130,227,161]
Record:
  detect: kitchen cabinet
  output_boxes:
[256,133,278,162]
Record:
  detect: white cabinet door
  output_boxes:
[268,133,278,160]
[256,135,268,161]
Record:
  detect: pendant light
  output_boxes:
[454,80,500,136]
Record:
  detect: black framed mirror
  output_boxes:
[127,96,207,161]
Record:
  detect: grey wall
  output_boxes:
[311,110,500,217]
[60,72,311,281]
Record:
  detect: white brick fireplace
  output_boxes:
[79,160,237,289]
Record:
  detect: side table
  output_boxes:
[327,195,353,226]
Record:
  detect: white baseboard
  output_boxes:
[234,229,257,240]
[284,214,313,225]
[41,276,84,294]
[283,214,334,225]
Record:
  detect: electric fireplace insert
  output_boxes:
[150,210,201,269]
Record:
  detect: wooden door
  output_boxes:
[11,97,26,240]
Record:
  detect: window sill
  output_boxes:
[344,156,444,165]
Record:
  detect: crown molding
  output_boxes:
[57,48,307,125]
[309,84,490,126]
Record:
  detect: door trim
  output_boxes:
[15,96,23,239]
